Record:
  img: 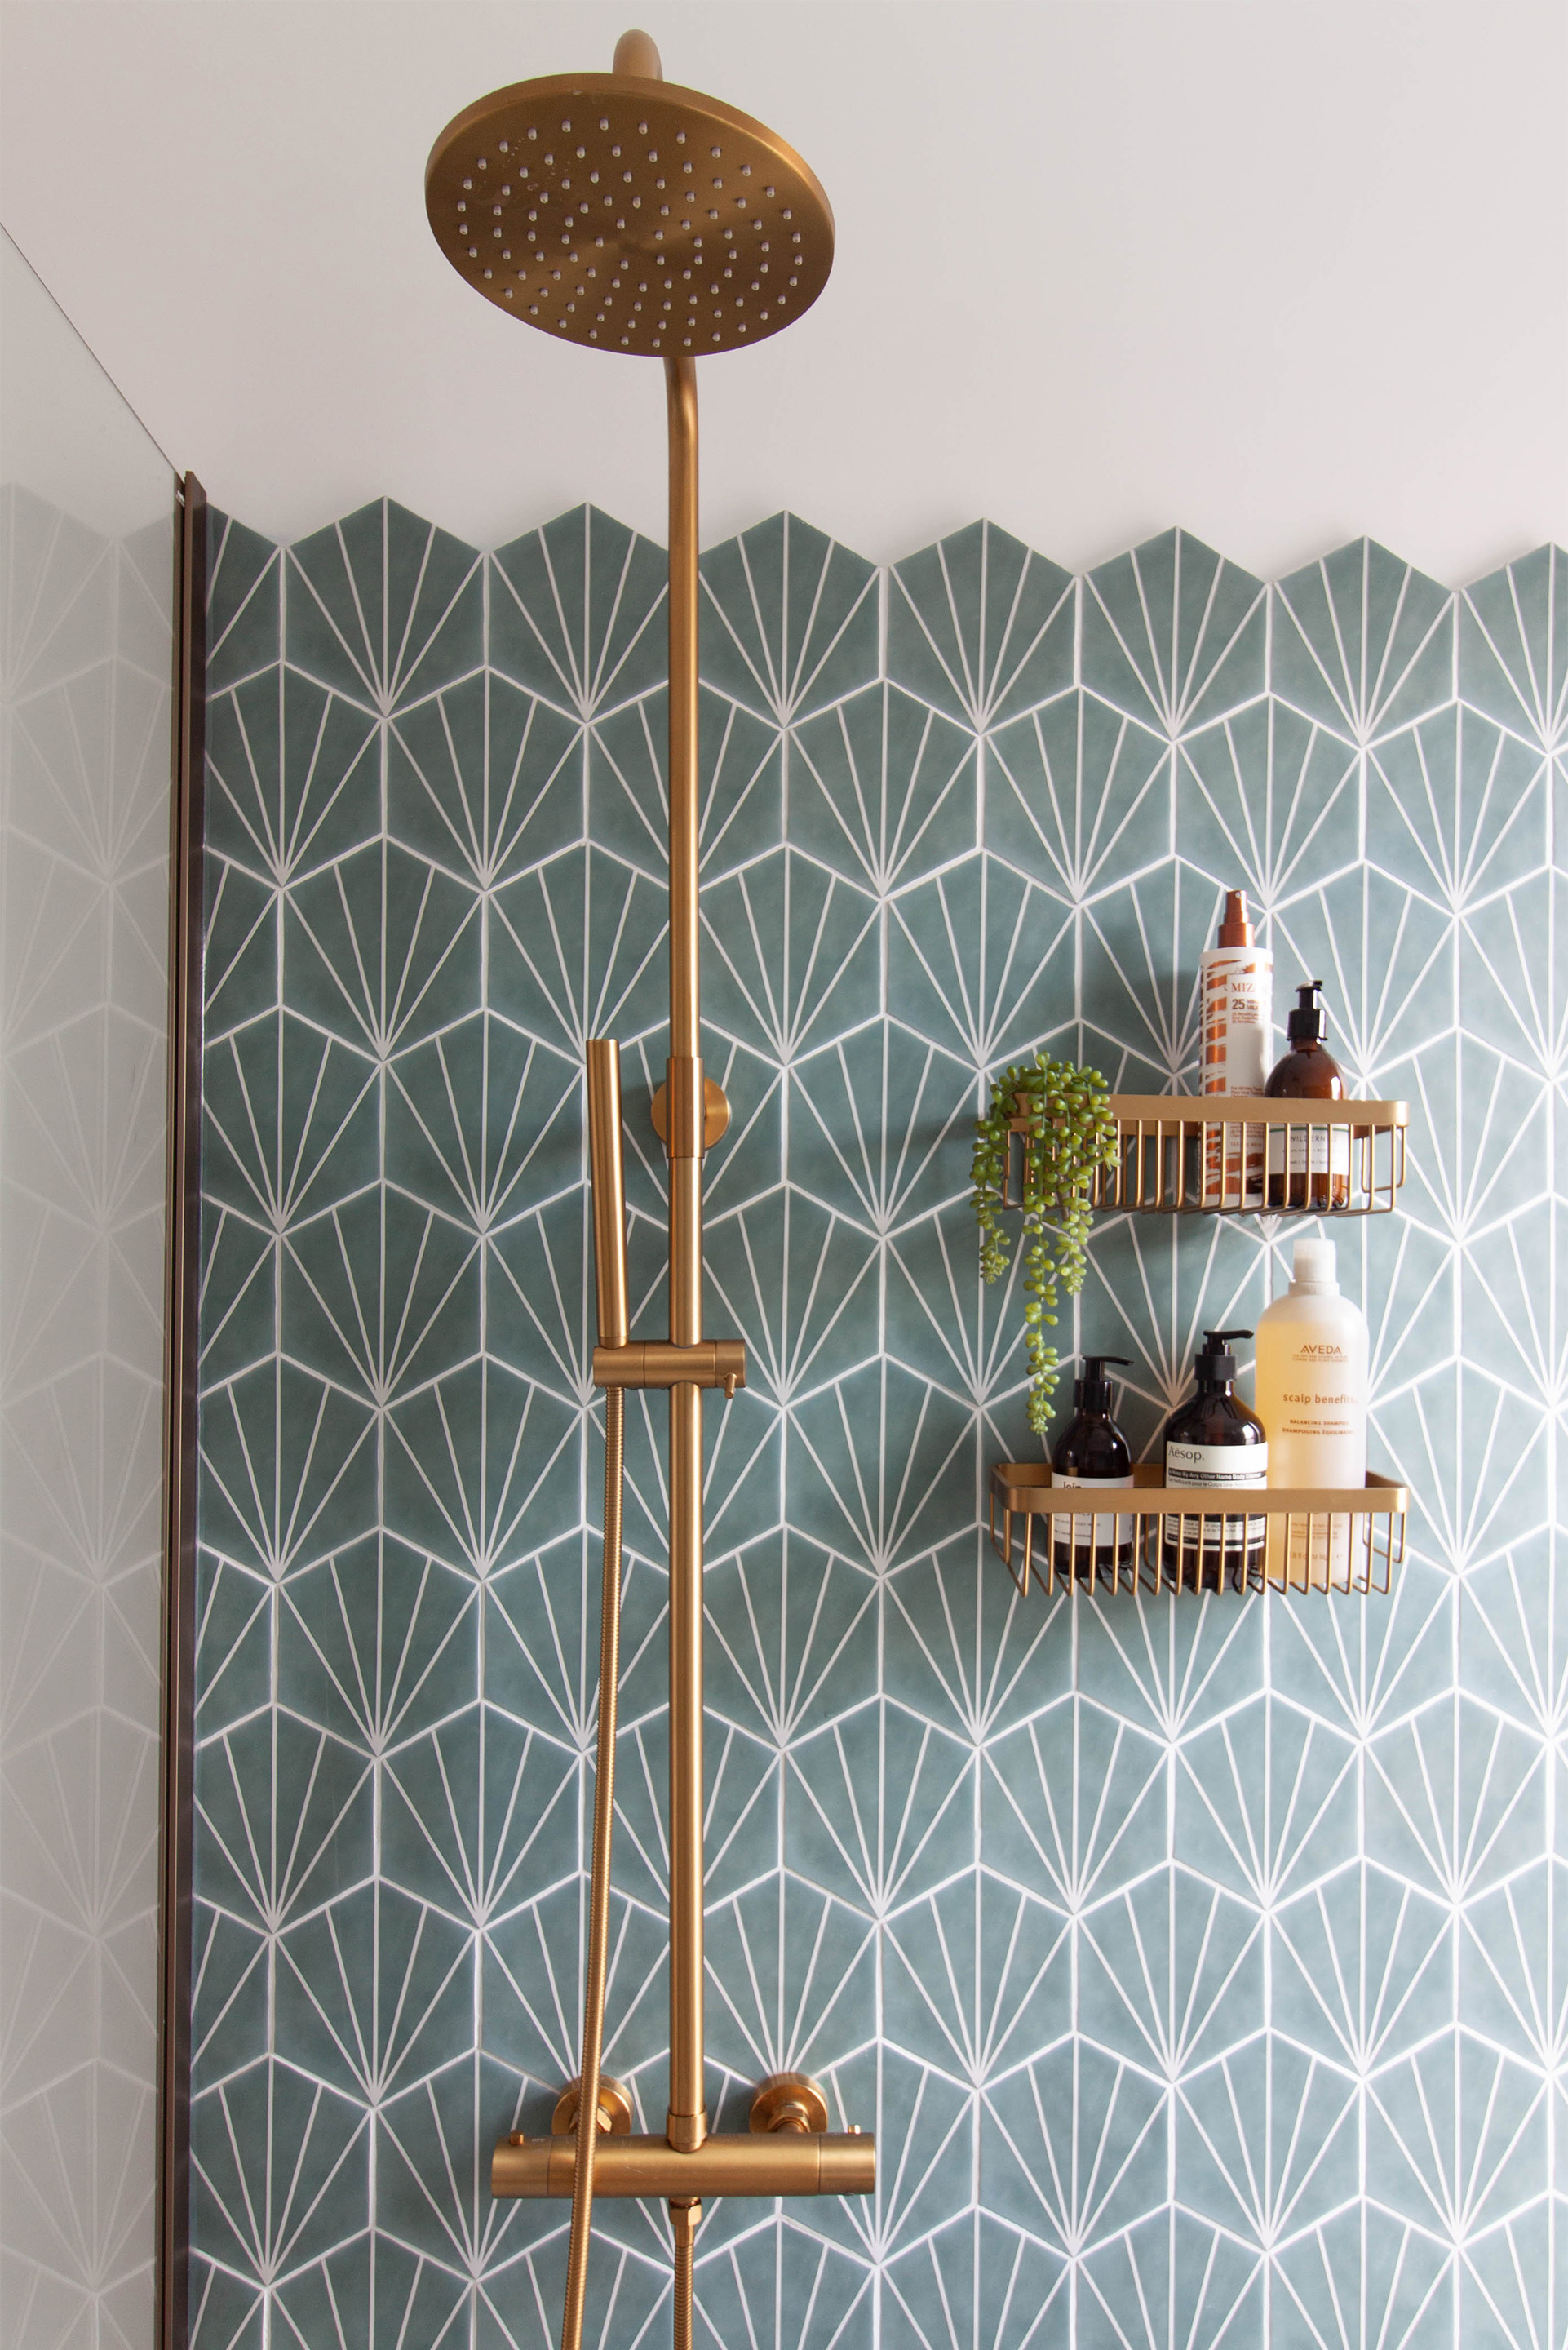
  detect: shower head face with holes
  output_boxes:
[426,71,834,357]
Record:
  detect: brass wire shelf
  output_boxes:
[1004,1095,1409,1215]
[990,1462,1407,1598]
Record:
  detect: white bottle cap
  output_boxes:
[1290,1235,1338,1292]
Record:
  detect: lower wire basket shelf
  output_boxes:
[990,1461,1407,1598]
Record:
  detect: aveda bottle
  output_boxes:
[1265,981,1349,1209]
[1200,889,1271,1207]
[1159,1330,1268,1590]
[1051,1355,1134,1581]
[1254,1235,1368,1585]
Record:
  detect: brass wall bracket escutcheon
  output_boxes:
[750,2073,829,2135]
[651,1076,730,1153]
[546,2075,635,2139]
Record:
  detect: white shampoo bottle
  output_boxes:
[1254,1235,1369,1584]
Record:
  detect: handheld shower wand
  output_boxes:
[427,34,874,2349]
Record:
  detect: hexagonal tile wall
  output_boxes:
[192,502,1567,2348]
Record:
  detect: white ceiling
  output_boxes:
[2,0,1565,579]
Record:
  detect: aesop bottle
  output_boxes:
[1159,1330,1268,1590]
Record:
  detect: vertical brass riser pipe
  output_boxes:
[662,352,707,2162]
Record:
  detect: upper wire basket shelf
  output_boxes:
[1004,1095,1409,1217]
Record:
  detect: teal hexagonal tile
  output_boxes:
[883,1528,1072,1747]
[1176,1697,1357,1907]
[884,1868,1070,2082]
[1366,2032,1546,2240]
[704,1185,879,1407]
[1176,2033,1356,2243]
[277,1532,478,1753]
[788,1697,975,1913]
[489,845,667,1059]
[287,500,482,712]
[794,683,978,895]
[490,504,667,717]
[1367,1695,1545,1904]
[284,1187,480,1404]
[1370,705,1545,913]
[1271,1861,1453,2072]
[197,1709,373,1928]
[383,1359,581,1577]
[191,1902,269,2087]
[1459,543,1568,751]
[191,2056,369,2289]
[285,841,481,1058]
[1176,695,1359,911]
[888,853,1074,1074]
[1083,529,1265,736]
[204,862,278,1039]
[1273,867,1455,1092]
[1079,1866,1263,2076]
[789,1022,972,1239]
[590,683,782,881]
[702,512,879,725]
[203,1011,379,1230]
[788,1358,977,1573]
[385,1013,578,1236]
[381,1705,578,1925]
[206,668,381,888]
[199,1357,377,1582]
[983,1697,1169,1910]
[206,512,280,696]
[890,521,1074,731]
[390,672,583,887]
[1080,858,1211,1089]
[276,1884,474,2101]
[702,845,880,1065]
[704,1525,877,1746]
[981,2039,1167,2250]
[1079,2210,1260,2350]
[990,690,1168,903]
[703,1870,876,2083]
[1273,542,1453,743]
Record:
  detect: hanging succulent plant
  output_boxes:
[972,1050,1118,1434]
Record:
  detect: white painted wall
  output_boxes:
[2,0,1564,579]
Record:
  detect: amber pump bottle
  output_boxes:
[1265,981,1349,1209]
[1159,1329,1269,1590]
[1051,1355,1134,1580]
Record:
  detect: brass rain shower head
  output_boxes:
[425,38,834,357]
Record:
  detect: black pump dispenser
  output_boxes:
[1285,982,1328,1045]
[1051,1355,1134,1582]
[1160,1329,1268,1590]
[1074,1355,1130,1415]
[1193,1329,1251,1386]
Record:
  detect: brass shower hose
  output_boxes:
[558,1380,625,2350]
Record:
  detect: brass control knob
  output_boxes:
[749,2072,828,2136]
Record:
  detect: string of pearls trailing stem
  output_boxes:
[972,1053,1118,1435]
